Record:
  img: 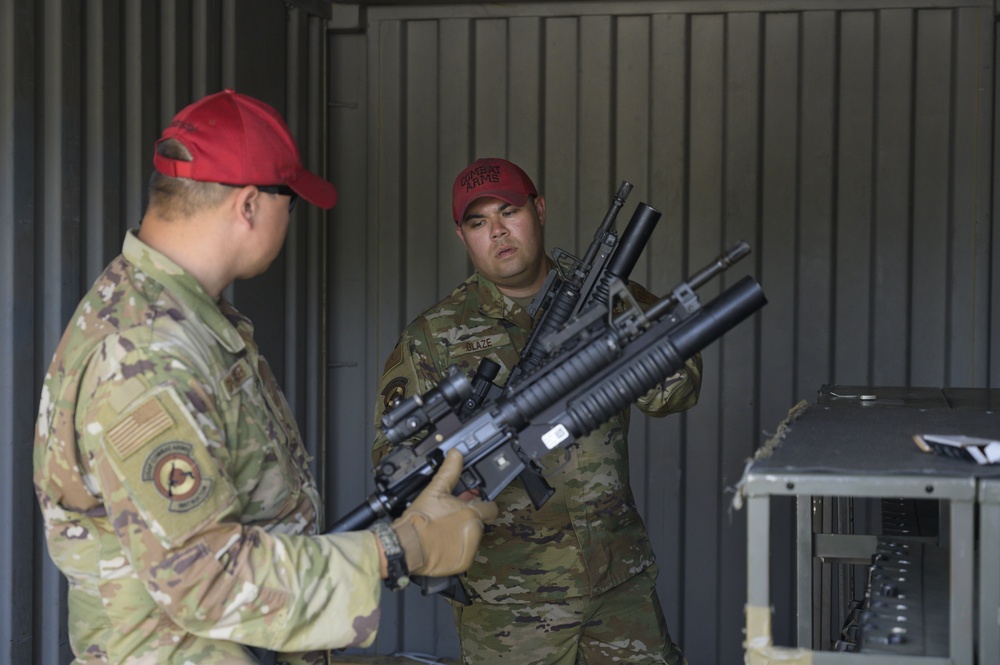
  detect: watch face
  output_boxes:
[373,523,409,590]
[374,523,401,555]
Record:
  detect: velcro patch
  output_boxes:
[223,357,253,398]
[141,441,215,513]
[108,377,152,415]
[104,388,236,548]
[381,376,408,411]
[383,345,402,375]
[107,398,174,461]
[451,333,508,357]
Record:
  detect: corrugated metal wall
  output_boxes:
[4,0,999,664]
[0,1,331,663]
[325,1,998,663]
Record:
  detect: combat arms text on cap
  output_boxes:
[153,89,338,210]
[452,157,538,224]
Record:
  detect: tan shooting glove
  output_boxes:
[391,449,499,577]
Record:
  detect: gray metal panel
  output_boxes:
[758,10,807,642]
[405,19,444,326]
[797,10,837,387]
[327,28,371,560]
[327,23,410,656]
[3,0,998,664]
[365,16,410,656]
[994,3,1000,398]
[1,1,41,662]
[873,9,915,385]
[579,15,614,247]
[684,15,728,661]
[352,1,997,663]
[508,16,543,194]
[438,17,475,287]
[1,2,331,663]
[911,10,954,387]
[542,17,580,256]
[719,11,767,650]
[37,1,84,660]
[474,18,509,159]
[951,8,993,388]
[835,10,877,384]
[978,479,1000,663]
[646,11,690,637]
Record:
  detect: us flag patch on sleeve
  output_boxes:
[106,398,174,461]
[383,345,402,375]
[103,388,237,548]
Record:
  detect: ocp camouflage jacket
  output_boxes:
[373,268,702,603]
[35,230,381,663]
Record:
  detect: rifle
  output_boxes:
[458,182,664,508]
[329,241,766,540]
[502,179,637,386]
[330,179,766,600]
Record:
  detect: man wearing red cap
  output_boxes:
[33,90,496,664]
[373,157,702,664]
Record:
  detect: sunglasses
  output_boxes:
[256,185,299,212]
[224,183,299,212]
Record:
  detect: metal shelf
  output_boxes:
[741,386,1000,665]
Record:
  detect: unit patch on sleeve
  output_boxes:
[141,441,214,513]
[381,376,408,411]
[102,388,237,548]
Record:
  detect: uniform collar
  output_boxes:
[122,229,247,353]
[471,256,555,330]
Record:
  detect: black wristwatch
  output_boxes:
[370,521,409,590]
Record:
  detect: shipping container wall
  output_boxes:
[3,1,998,664]
[326,1,997,663]
[0,1,331,663]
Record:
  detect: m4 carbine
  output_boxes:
[329,185,767,600]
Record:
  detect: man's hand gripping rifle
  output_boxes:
[328,184,767,597]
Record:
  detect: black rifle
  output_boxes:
[458,182,663,509]
[503,180,636,386]
[329,243,767,601]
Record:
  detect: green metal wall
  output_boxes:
[325,1,998,662]
[0,1,331,663]
[2,1,998,664]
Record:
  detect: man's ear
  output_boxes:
[234,185,260,228]
[533,195,546,226]
[454,224,466,244]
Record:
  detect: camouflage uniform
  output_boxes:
[373,268,702,664]
[34,230,382,664]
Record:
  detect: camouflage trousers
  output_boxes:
[452,566,688,665]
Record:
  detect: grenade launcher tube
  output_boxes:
[327,275,766,533]
[586,203,662,309]
[515,276,765,459]
[517,201,660,380]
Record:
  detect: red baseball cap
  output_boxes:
[452,157,537,224]
[153,89,337,210]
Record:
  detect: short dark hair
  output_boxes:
[147,139,231,219]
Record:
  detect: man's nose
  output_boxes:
[489,218,509,238]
